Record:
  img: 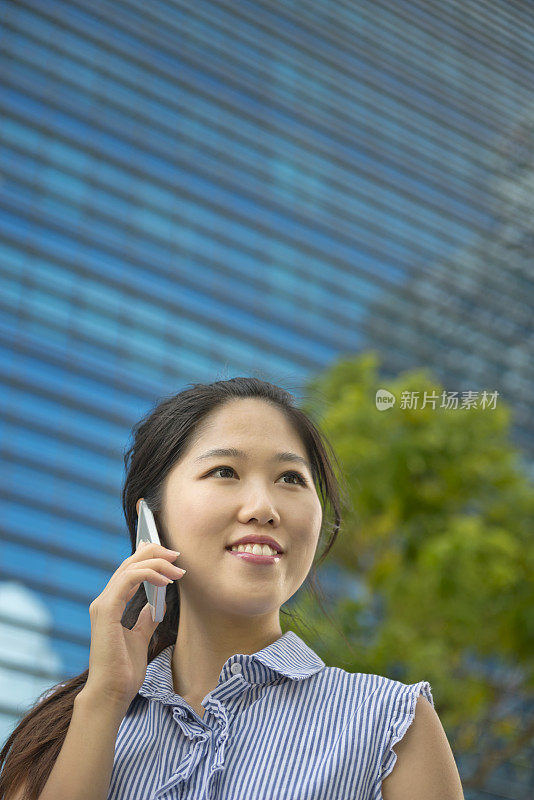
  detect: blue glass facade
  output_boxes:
[1,1,532,792]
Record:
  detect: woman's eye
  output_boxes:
[281,471,307,486]
[209,466,306,486]
[211,466,235,479]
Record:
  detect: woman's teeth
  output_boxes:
[230,544,279,556]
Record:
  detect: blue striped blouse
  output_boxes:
[108,630,434,800]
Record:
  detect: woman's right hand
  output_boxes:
[82,542,186,711]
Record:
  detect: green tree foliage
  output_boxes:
[286,352,534,789]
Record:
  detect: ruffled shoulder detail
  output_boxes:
[372,679,434,799]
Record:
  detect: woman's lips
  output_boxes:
[226,548,282,564]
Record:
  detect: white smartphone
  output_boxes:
[136,499,166,623]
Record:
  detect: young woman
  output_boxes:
[0,377,464,799]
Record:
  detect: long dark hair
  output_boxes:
[0,377,351,800]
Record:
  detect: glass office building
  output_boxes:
[1,1,532,795]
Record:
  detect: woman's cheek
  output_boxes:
[301,494,323,533]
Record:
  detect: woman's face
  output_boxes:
[151,398,323,620]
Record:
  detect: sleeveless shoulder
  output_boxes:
[369,675,434,800]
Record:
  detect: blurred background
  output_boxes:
[0,0,532,797]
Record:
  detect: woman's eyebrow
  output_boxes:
[194,447,311,471]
